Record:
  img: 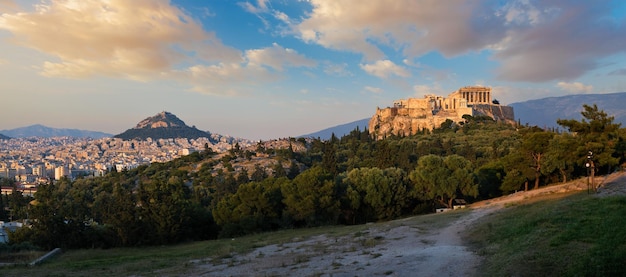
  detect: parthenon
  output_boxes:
[369,86,515,140]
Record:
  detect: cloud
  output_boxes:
[239,0,271,14]
[246,43,316,71]
[293,0,626,82]
[172,43,316,95]
[557,82,594,93]
[492,0,626,82]
[0,0,18,12]
[0,1,319,96]
[0,0,241,80]
[412,84,445,97]
[364,86,382,94]
[360,60,410,79]
[323,62,352,77]
[295,0,503,61]
[609,68,626,76]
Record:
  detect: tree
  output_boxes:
[280,166,340,226]
[250,164,268,182]
[321,141,338,176]
[343,167,409,222]
[213,177,287,236]
[557,104,621,175]
[409,155,477,209]
[287,161,300,179]
[543,133,578,183]
[272,162,287,178]
[520,130,554,189]
[500,150,535,193]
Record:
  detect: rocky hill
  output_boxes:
[369,87,515,140]
[0,124,111,138]
[510,92,626,129]
[114,111,213,141]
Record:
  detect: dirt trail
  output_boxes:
[185,171,626,277]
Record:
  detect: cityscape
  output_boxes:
[0,136,253,195]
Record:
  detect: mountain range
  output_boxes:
[2,92,625,140]
[299,118,370,139]
[0,124,111,139]
[509,92,626,130]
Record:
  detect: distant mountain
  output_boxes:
[0,124,111,138]
[0,133,10,140]
[114,111,213,141]
[300,118,370,140]
[510,92,626,129]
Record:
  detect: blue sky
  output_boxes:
[1,0,625,140]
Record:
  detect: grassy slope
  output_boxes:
[0,211,464,277]
[466,192,626,276]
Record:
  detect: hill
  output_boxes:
[300,118,369,140]
[114,111,213,141]
[0,133,10,140]
[510,92,626,129]
[0,124,111,138]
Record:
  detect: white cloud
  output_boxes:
[246,43,316,71]
[293,0,626,82]
[364,86,382,94]
[170,43,316,95]
[403,59,421,68]
[0,0,18,12]
[0,0,242,80]
[412,84,445,97]
[295,0,502,61]
[323,62,352,76]
[557,82,594,93]
[360,60,410,79]
[239,0,271,14]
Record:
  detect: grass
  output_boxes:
[466,192,626,277]
[0,211,465,277]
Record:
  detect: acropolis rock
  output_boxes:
[369,86,515,140]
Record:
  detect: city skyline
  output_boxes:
[1,0,625,140]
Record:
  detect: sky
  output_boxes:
[1,0,625,140]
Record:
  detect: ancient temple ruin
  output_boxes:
[369,86,515,140]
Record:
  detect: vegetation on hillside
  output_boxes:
[467,193,626,276]
[1,104,625,250]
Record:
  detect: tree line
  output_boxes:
[2,104,624,249]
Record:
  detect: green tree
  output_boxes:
[557,104,621,175]
[343,167,409,222]
[409,155,477,209]
[272,162,287,178]
[543,133,578,183]
[213,177,286,236]
[250,164,268,182]
[521,130,554,190]
[280,166,339,226]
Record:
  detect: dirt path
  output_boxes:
[185,171,626,277]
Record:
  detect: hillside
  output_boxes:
[300,118,369,140]
[0,124,111,138]
[511,92,626,128]
[0,133,10,140]
[114,111,213,140]
[7,173,623,276]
